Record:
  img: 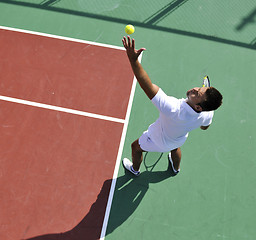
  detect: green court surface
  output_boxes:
[0,1,256,239]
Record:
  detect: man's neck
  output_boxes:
[185,99,201,113]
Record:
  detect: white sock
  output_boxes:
[131,166,140,174]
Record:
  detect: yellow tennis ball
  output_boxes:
[125,24,135,35]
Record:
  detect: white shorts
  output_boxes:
[139,131,184,153]
[139,131,168,152]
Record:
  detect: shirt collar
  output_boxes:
[181,98,200,116]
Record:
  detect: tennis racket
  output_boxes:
[202,75,210,87]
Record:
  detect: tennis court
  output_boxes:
[0,1,255,240]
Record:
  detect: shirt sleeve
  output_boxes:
[151,88,179,116]
[202,111,214,126]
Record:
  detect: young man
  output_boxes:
[122,36,223,176]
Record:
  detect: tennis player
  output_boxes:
[122,36,223,176]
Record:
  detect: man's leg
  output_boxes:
[131,139,145,171]
[170,147,181,172]
[122,138,144,176]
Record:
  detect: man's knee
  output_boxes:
[171,147,181,153]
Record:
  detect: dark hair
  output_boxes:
[200,87,223,111]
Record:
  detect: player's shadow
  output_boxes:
[106,154,175,235]
[26,153,174,240]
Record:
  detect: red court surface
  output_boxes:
[0,29,134,240]
[0,29,134,119]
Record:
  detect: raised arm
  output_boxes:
[122,36,159,100]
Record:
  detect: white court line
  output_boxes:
[0,25,125,50]
[0,95,125,124]
[100,53,142,240]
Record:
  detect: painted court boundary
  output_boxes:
[0,95,125,124]
[0,25,124,50]
[100,53,142,239]
[0,25,141,239]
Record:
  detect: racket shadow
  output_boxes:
[143,152,163,172]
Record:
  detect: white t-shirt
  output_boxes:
[147,88,214,151]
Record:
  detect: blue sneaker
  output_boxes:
[122,158,140,176]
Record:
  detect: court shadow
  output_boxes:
[236,7,256,31]
[40,0,61,7]
[143,0,189,25]
[1,0,255,50]
[25,178,112,240]
[26,155,174,240]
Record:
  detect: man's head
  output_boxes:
[186,87,223,112]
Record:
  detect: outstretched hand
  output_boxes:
[122,36,146,62]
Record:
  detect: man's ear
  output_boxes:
[195,104,203,112]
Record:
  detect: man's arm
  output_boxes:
[122,36,159,100]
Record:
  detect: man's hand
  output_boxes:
[122,36,146,62]
[200,125,210,130]
[121,36,159,100]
